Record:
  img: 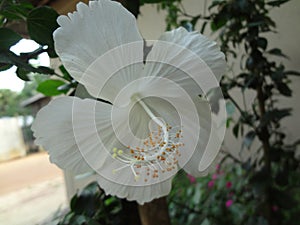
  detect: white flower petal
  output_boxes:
[182,96,226,176]
[180,97,211,176]
[142,27,226,97]
[54,0,144,102]
[155,27,226,81]
[32,96,116,174]
[32,97,88,173]
[96,174,173,205]
[111,102,151,144]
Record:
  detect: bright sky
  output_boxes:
[0,39,50,92]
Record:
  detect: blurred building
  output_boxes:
[0,117,27,161]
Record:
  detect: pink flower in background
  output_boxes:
[212,174,218,180]
[215,164,224,175]
[208,180,215,188]
[226,199,233,208]
[272,205,279,212]
[187,174,196,184]
[226,181,232,189]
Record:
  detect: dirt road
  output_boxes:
[0,152,63,195]
[0,152,67,225]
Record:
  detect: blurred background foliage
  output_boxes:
[0,0,299,225]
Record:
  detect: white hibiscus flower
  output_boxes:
[32,0,226,204]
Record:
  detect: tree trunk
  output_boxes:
[138,197,171,225]
[257,85,272,224]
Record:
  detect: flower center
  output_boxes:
[111,94,183,182]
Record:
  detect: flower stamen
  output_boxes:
[111,94,183,182]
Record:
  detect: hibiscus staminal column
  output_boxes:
[131,94,173,225]
[131,93,170,158]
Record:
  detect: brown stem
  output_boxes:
[257,85,271,172]
[138,197,171,225]
[256,84,272,223]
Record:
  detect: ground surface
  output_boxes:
[0,152,67,225]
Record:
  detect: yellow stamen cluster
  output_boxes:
[111,124,184,182]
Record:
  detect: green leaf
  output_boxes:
[211,15,227,31]
[226,118,233,128]
[47,46,58,58]
[0,2,33,20]
[271,66,285,81]
[0,50,54,75]
[275,169,289,187]
[209,0,226,10]
[267,48,288,58]
[233,122,240,138]
[237,0,250,12]
[284,70,300,76]
[72,215,87,224]
[261,108,291,126]
[276,82,292,96]
[0,28,22,50]
[267,0,290,7]
[257,217,268,225]
[36,66,55,75]
[87,219,101,225]
[70,182,101,217]
[119,0,140,18]
[59,65,73,81]
[200,218,211,225]
[27,6,59,48]
[249,168,270,196]
[70,194,79,213]
[16,67,30,81]
[242,131,256,150]
[0,63,13,71]
[271,188,297,209]
[36,79,67,96]
[140,0,165,4]
[257,37,268,50]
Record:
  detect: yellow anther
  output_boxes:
[112,153,117,158]
[113,147,117,153]
[118,150,123,155]
[134,175,140,181]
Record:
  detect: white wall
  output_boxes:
[0,117,26,161]
[268,0,300,142]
